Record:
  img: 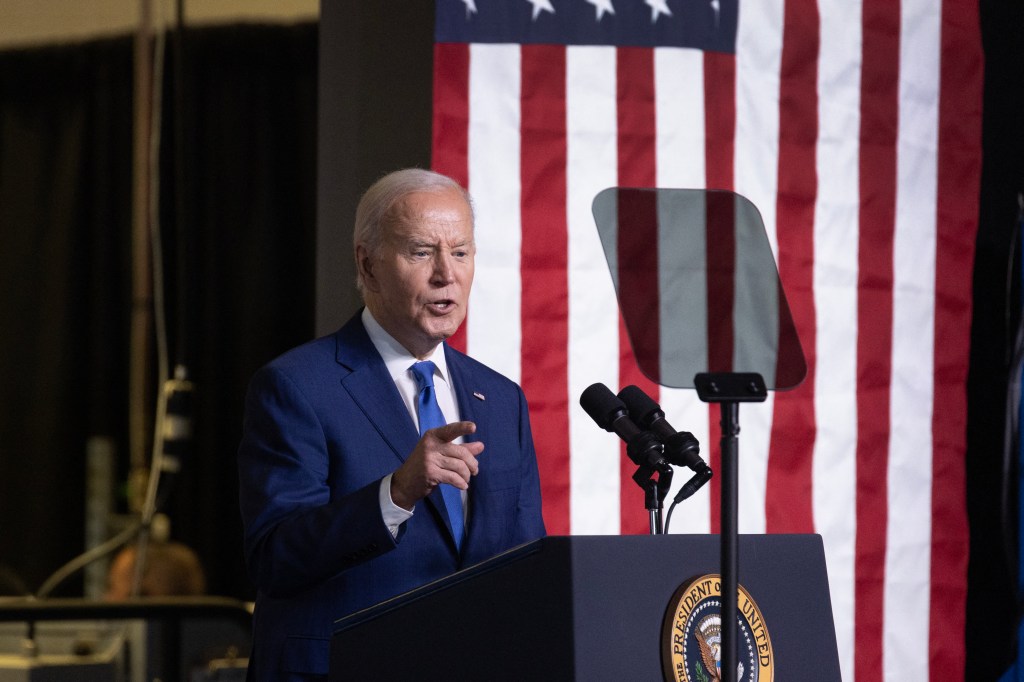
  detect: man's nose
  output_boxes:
[431,252,455,283]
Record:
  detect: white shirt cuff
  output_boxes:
[379,474,414,538]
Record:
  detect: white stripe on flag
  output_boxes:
[654,47,712,534]
[567,45,621,535]
[466,44,522,383]
[734,0,784,536]
[734,196,780,389]
[883,0,941,677]
[655,47,706,190]
[735,0,784,262]
[656,191,708,381]
[813,0,863,679]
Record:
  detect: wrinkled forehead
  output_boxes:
[384,188,475,241]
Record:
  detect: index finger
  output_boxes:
[430,420,477,443]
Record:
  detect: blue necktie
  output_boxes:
[410,361,465,550]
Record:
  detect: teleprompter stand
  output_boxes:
[695,372,767,682]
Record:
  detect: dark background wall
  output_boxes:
[315,1,434,335]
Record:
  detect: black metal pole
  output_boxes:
[649,509,661,535]
[694,372,766,682]
[636,467,669,535]
[720,401,739,682]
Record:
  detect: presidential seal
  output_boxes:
[661,574,774,682]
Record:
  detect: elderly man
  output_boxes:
[237,168,546,680]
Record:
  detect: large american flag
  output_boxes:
[430,1,982,679]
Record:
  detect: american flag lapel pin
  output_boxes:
[473,391,486,401]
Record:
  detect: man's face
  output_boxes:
[358,187,475,358]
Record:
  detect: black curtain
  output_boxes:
[0,37,134,596]
[966,0,1024,676]
[0,23,318,600]
[163,23,318,601]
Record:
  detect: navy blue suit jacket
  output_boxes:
[237,312,546,680]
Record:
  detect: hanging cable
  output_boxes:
[134,0,201,598]
[139,0,170,531]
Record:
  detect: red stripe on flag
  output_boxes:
[765,0,819,534]
[704,52,737,192]
[703,50,737,534]
[855,1,900,676]
[616,47,660,534]
[705,193,737,375]
[616,190,662,384]
[928,3,981,677]
[519,44,572,536]
[432,42,471,353]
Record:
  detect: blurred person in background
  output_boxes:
[105,540,206,600]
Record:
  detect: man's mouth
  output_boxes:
[428,299,455,313]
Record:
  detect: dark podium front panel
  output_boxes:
[331,535,840,681]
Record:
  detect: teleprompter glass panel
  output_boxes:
[591,187,806,390]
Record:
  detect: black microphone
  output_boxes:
[618,385,713,505]
[580,383,667,471]
[618,385,704,471]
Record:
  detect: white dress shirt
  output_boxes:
[361,308,468,537]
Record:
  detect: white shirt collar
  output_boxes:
[361,307,451,386]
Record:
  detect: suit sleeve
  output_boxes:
[512,385,547,543]
[237,365,398,598]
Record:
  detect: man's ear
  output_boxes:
[355,244,379,293]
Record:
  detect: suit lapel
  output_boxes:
[334,314,418,465]
[335,313,458,549]
[445,346,486,554]
[446,347,479,431]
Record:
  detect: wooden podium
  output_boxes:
[331,535,840,681]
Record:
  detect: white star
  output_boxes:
[645,0,673,22]
[710,0,720,27]
[462,0,477,15]
[585,0,615,20]
[526,0,555,20]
